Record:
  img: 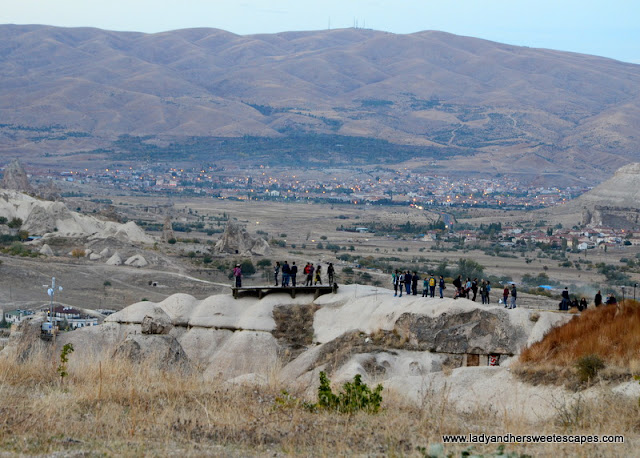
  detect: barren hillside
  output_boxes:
[2,25,640,176]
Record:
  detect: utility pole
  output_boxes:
[45,277,63,334]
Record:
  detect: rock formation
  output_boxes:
[573,163,640,229]
[582,205,640,229]
[0,315,47,362]
[112,334,190,370]
[162,216,175,243]
[39,244,54,257]
[36,180,61,201]
[124,254,148,267]
[105,253,123,265]
[214,221,270,256]
[55,285,579,419]
[1,159,34,194]
[0,190,154,244]
[141,314,173,335]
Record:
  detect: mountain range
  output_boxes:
[2,24,640,178]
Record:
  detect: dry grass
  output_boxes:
[0,348,638,456]
[520,301,640,368]
[513,301,640,390]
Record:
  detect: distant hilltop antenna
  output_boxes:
[352,18,365,29]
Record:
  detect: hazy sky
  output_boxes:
[2,0,639,63]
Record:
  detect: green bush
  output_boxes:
[456,258,484,279]
[317,371,383,414]
[6,241,30,256]
[7,217,23,229]
[575,354,605,383]
[57,343,74,381]
[240,259,256,275]
[256,259,272,268]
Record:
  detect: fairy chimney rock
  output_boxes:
[1,159,34,194]
[162,216,175,243]
[215,221,271,256]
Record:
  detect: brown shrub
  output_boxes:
[71,248,86,259]
[520,300,640,371]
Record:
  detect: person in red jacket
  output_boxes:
[233,264,242,288]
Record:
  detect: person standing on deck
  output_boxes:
[314,265,323,285]
[274,262,280,287]
[282,261,290,287]
[233,264,242,288]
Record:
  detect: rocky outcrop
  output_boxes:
[39,244,54,257]
[0,315,47,362]
[43,285,637,421]
[582,205,640,230]
[141,314,173,335]
[1,159,33,194]
[396,308,526,355]
[162,216,175,243]
[0,190,154,243]
[105,252,123,265]
[36,180,61,201]
[112,334,190,371]
[124,254,148,267]
[214,221,270,256]
[571,163,640,229]
[70,286,570,389]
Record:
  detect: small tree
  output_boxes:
[257,259,272,268]
[7,217,23,229]
[57,343,74,382]
[457,258,484,279]
[240,259,256,276]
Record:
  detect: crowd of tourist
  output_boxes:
[233,262,624,312]
[389,271,621,313]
